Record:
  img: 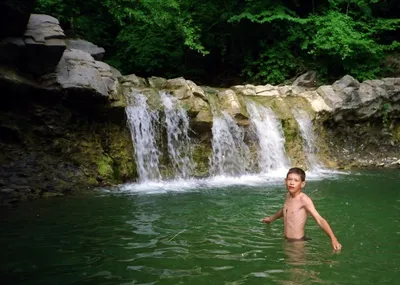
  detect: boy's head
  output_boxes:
[285,168,306,195]
[286,167,306,181]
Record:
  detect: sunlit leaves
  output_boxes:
[34,0,400,84]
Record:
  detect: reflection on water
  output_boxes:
[281,240,337,285]
[285,243,318,285]
[284,240,308,266]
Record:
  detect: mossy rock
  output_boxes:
[393,123,400,142]
[97,156,114,179]
[191,140,212,177]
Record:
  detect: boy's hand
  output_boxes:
[262,217,272,224]
[331,239,342,251]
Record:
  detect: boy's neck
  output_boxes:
[289,190,302,198]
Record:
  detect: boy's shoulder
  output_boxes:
[299,192,311,202]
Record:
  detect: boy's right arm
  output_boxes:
[262,208,283,224]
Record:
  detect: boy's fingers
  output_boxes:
[333,243,342,251]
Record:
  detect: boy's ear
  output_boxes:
[301,181,306,188]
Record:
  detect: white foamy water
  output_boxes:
[292,108,324,171]
[117,170,342,195]
[210,112,250,176]
[125,92,161,182]
[160,92,194,179]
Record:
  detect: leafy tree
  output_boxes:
[228,0,400,83]
[34,0,400,85]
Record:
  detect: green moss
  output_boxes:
[281,118,307,168]
[393,123,400,142]
[104,126,137,181]
[97,156,114,179]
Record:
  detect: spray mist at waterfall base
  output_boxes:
[116,169,345,195]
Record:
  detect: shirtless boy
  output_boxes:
[262,167,342,250]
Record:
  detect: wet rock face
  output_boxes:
[322,119,400,169]
[0,82,135,206]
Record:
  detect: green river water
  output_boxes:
[1,169,399,285]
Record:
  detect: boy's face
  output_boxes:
[285,173,306,195]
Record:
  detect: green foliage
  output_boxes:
[112,24,185,76]
[34,0,400,85]
[103,0,208,55]
[228,4,309,25]
[34,0,117,48]
[228,0,400,84]
[242,42,302,84]
[308,11,376,60]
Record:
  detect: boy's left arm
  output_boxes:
[302,195,342,250]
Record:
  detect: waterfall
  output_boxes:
[160,92,194,179]
[246,101,289,172]
[210,111,250,176]
[125,92,161,182]
[292,108,323,170]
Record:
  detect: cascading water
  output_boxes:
[292,108,323,170]
[210,111,250,176]
[125,92,161,182]
[121,91,337,193]
[160,92,194,179]
[246,101,289,172]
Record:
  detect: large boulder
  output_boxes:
[292,71,317,88]
[148,76,167,89]
[162,77,211,118]
[317,75,400,121]
[22,14,66,75]
[40,49,121,101]
[217,89,248,125]
[66,39,105,60]
[120,74,147,88]
[255,84,280,96]
[298,90,332,113]
[0,14,66,75]
[164,77,192,99]
[231,85,256,96]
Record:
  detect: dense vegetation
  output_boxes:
[34,0,400,86]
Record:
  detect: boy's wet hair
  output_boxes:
[287,167,306,181]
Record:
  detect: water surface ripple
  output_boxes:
[1,170,399,285]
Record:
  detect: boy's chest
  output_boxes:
[283,199,306,216]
